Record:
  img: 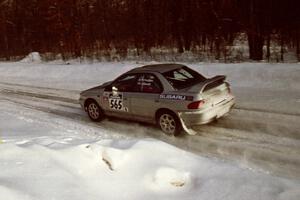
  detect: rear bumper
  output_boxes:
[178,97,235,127]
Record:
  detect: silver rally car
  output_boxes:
[79,64,235,136]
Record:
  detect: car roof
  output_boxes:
[128,63,185,74]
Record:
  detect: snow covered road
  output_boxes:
[0,61,299,180]
[0,61,300,200]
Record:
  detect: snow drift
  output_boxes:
[0,139,299,200]
[19,52,42,63]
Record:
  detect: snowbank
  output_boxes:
[0,139,299,200]
[19,52,42,63]
[0,61,299,91]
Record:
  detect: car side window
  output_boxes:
[135,74,163,93]
[110,74,137,92]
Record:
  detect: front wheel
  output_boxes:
[86,100,104,122]
[158,111,182,136]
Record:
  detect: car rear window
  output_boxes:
[162,66,206,90]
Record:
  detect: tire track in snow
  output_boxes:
[235,106,300,118]
[0,89,78,104]
[0,81,78,93]
[2,85,300,141]
[1,83,300,179]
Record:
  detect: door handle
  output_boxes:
[124,97,128,100]
[155,99,159,103]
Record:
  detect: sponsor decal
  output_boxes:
[137,77,154,86]
[137,82,151,86]
[160,94,193,101]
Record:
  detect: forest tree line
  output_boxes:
[0,0,300,61]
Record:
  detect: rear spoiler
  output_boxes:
[201,75,226,93]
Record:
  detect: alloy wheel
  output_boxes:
[159,113,176,135]
[88,103,100,120]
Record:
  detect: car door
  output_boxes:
[129,73,163,122]
[102,74,137,119]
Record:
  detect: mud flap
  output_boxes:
[178,114,197,135]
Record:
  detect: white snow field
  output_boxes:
[0,59,300,200]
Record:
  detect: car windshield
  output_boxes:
[162,66,206,90]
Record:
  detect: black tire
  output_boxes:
[86,100,104,122]
[157,111,182,136]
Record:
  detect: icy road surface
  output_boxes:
[1,100,300,200]
[0,60,299,184]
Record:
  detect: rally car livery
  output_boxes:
[79,64,235,136]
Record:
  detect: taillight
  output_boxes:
[187,100,205,109]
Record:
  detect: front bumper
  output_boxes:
[178,97,235,127]
[79,96,86,111]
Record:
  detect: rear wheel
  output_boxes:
[86,100,104,122]
[158,111,182,136]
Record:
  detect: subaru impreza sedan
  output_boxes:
[79,64,235,136]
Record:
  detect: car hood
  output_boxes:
[80,81,112,95]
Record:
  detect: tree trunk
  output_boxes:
[280,35,284,62]
[248,0,264,61]
[176,34,184,53]
[247,32,264,60]
[296,31,300,61]
[215,36,221,60]
[266,34,271,62]
[184,36,191,51]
